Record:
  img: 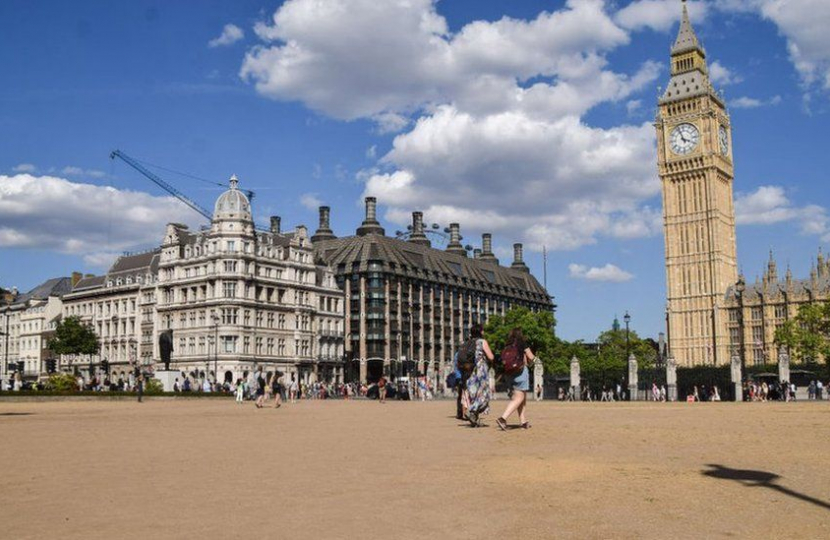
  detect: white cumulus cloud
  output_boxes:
[735,185,828,239]
[0,174,198,264]
[241,0,634,121]
[709,60,742,86]
[615,0,708,32]
[755,0,830,93]
[300,193,323,210]
[61,165,108,178]
[569,263,634,282]
[12,163,36,173]
[731,95,782,108]
[241,0,665,253]
[209,24,244,48]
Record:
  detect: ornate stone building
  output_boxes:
[0,276,74,381]
[657,2,738,366]
[312,197,553,385]
[61,252,160,377]
[724,251,830,365]
[62,176,345,384]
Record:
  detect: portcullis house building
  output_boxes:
[312,197,554,385]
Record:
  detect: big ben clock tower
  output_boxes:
[657,0,738,366]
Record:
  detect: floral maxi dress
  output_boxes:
[466,339,491,419]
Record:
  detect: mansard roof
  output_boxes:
[68,250,160,296]
[14,277,74,304]
[314,233,551,304]
[109,250,160,275]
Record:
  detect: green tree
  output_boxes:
[593,328,657,370]
[483,307,556,370]
[547,338,592,375]
[48,316,99,356]
[774,302,830,365]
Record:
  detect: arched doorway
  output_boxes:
[224,370,233,384]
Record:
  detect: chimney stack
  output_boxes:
[408,211,430,247]
[511,243,529,273]
[311,206,336,243]
[270,215,281,235]
[479,233,499,265]
[446,223,467,257]
[356,196,385,236]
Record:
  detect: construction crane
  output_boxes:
[110,149,213,221]
[110,149,270,233]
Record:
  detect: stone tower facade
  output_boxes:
[657,1,738,366]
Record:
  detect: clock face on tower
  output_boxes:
[670,123,700,155]
[719,125,729,155]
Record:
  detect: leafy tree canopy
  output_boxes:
[774,301,830,365]
[48,316,99,356]
[483,307,556,368]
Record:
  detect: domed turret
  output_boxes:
[213,175,252,223]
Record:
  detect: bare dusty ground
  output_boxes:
[1,398,828,539]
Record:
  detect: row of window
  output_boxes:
[728,305,790,322]
[66,297,137,318]
[106,274,154,288]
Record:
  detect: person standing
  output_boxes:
[496,328,534,431]
[235,378,245,404]
[254,369,266,409]
[464,324,494,427]
[289,377,298,403]
[271,373,283,408]
[378,376,387,403]
[136,372,144,403]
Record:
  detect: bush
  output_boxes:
[144,378,164,395]
[46,373,79,392]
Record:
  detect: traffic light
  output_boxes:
[46,359,57,373]
[16,361,24,373]
[101,359,110,374]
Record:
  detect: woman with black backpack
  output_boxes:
[462,323,494,427]
[496,328,536,431]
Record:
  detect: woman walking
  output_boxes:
[496,328,535,431]
[254,370,266,409]
[464,324,494,427]
[271,372,283,408]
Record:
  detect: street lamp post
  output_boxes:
[624,311,631,401]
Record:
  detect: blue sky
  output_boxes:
[1,0,829,342]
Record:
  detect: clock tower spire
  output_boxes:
[657,0,738,367]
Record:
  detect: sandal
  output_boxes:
[521,422,531,429]
[496,417,508,431]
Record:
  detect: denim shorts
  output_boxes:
[505,365,530,392]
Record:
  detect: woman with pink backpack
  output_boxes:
[496,328,536,431]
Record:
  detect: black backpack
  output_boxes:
[458,339,477,375]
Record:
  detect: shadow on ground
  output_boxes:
[703,464,830,512]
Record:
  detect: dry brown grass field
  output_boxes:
[1,398,828,539]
